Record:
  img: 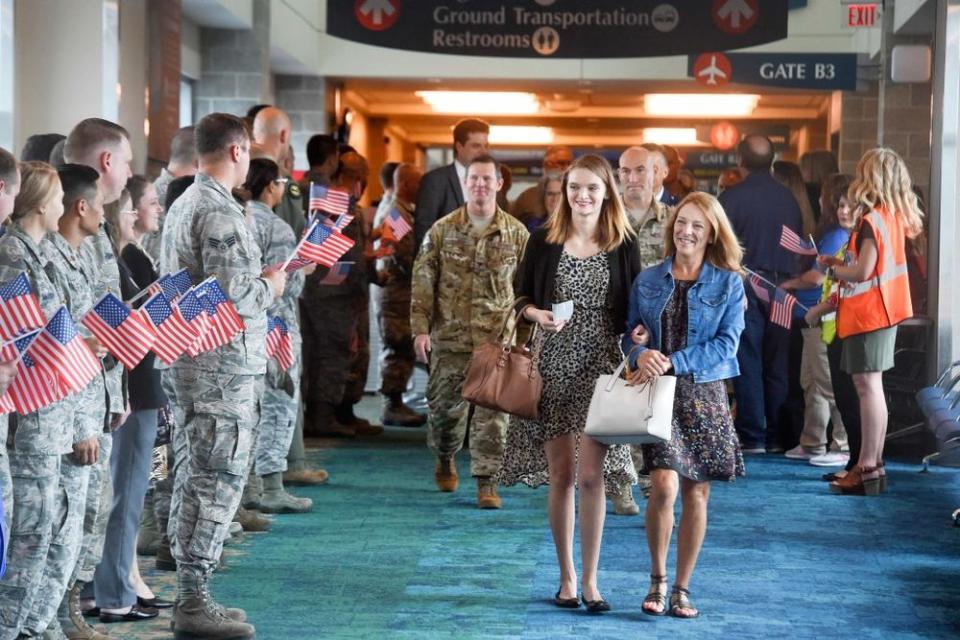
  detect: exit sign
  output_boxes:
[845,3,880,27]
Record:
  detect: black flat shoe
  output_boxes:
[554,589,581,608]
[99,603,159,623]
[82,607,99,618]
[137,595,174,609]
[584,598,610,613]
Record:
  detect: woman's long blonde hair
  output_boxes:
[11,161,59,222]
[543,154,634,252]
[664,192,744,274]
[849,147,924,238]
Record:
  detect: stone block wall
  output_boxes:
[274,74,328,172]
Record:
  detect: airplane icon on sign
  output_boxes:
[697,54,728,85]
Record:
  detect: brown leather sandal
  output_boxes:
[669,585,700,619]
[641,574,668,616]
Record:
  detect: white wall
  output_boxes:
[119,0,147,174]
[181,18,201,79]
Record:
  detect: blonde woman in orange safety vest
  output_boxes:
[817,148,923,496]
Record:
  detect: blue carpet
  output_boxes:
[208,430,960,640]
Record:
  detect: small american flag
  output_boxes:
[321,212,355,231]
[30,306,101,395]
[278,257,313,273]
[166,269,194,301]
[82,293,157,370]
[0,273,46,340]
[2,332,65,415]
[769,287,797,330]
[318,262,353,286]
[177,290,212,358]
[298,222,354,268]
[779,225,817,256]
[747,274,771,304]
[386,208,412,241]
[140,293,199,365]
[196,280,244,352]
[308,184,351,216]
[265,316,294,371]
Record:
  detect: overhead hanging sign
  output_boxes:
[328,0,789,59]
[687,52,859,90]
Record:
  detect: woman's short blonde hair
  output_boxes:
[664,192,744,274]
[11,161,60,222]
[849,147,924,239]
[543,154,634,252]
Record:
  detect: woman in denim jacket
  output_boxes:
[623,192,746,619]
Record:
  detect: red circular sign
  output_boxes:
[693,52,732,87]
[354,0,400,32]
[710,122,741,150]
[711,0,759,35]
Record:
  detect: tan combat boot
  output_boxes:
[155,536,176,572]
[477,477,503,509]
[172,586,254,640]
[57,584,113,640]
[610,482,640,516]
[284,467,329,485]
[240,471,262,510]
[258,473,313,514]
[234,506,271,532]
[434,456,459,492]
[381,395,427,427]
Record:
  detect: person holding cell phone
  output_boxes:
[497,154,641,613]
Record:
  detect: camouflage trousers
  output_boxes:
[374,289,415,396]
[255,348,300,477]
[168,368,260,579]
[301,292,369,410]
[0,453,59,640]
[426,351,508,478]
[21,453,92,634]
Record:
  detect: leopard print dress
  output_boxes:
[497,250,636,491]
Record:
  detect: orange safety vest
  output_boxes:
[837,208,912,338]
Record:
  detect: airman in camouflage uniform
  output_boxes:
[247,198,311,514]
[411,157,528,508]
[167,114,283,639]
[0,190,78,639]
[27,220,107,638]
[372,163,424,427]
[300,152,380,437]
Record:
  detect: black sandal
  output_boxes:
[554,588,581,609]
[669,585,700,619]
[641,574,668,616]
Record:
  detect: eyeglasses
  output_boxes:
[273,178,289,186]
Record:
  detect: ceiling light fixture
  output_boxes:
[488,126,555,145]
[415,91,540,114]
[644,93,760,118]
[642,128,700,146]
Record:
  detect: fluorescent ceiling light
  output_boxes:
[415,91,540,114]
[644,94,760,117]
[642,128,699,146]
[488,126,555,145]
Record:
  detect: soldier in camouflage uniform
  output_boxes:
[23,165,111,639]
[411,156,528,509]
[0,148,20,534]
[300,152,381,437]
[252,108,306,239]
[613,145,673,517]
[244,158,312,514]
[143,126,197,264]
[0,162,82,640]
[372,163,425,427]
[166,113,285,640]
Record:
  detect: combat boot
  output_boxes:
[234,506,271,532]
[57,585,113,640]
[137,493,161,555]
[610,483,640,516]
[476,477,503,509]
[381,394,427,427]
[283,468,329,485]
[258,473,313,514]
[241,471,262,510]
[40,621,69,640]
[156,536,177,572]
[434,456,458,492]
[306,401,354,438]
[172,589,254,640]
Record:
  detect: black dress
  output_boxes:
[641,280,745,482]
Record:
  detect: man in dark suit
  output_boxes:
[414,118,490,249]
[718,134,803,454]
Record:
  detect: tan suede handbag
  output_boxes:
[461,305,542,419]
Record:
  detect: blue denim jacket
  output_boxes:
[622,258,745,383]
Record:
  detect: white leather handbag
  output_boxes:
[584,357,676,445]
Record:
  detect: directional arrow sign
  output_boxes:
[713,0,760,34]
[355,0,399,32]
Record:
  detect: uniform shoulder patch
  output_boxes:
[207,234,238,251]
[288,183,301,198]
